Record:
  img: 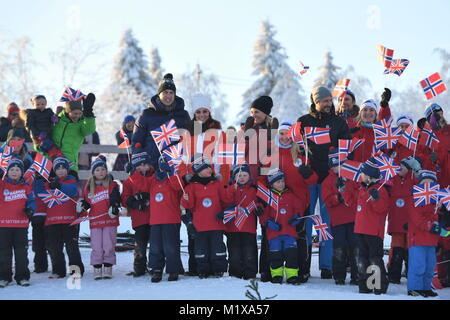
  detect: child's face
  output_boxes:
[331,166,339,174]
[69,110,83,123]
[278,129,292,146]
[33,98,47,111]
[398,165,408,177]
[420,178,434,184]
[93,166,107,180]
[55,167,68,179]
[137,163,151,174]
[272,179,285,191]
[198,167,212,178]
[7,167,22,180]
[236,172,250,185]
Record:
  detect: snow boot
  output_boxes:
[408,290,427,297]
[388,247,404,284]
[198,273,209,279]
[151,271,163,283]
[285,267,299,285]
[168,273,179,281]
[0,280,11,288]
[93,266,102,280]
[17,279,30,287]
[321,269,333,279]
[335,279,345,285]
[103,266,112,279]
[211,272,224,278]
[422,290,438,297]
[270,266,284,284]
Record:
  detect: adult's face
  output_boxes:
[125,121,135,131]
[69,110,83,123]
[316,96,333,114]
[159,89,175,106]
[338,94,354,112]
[194,108,210,124]
[250,108,267,125]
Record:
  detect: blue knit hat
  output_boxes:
[53,156,70,171]
[417,170,437,184]
[232,164,251,178]
[7,156,24,175]
[131,151,151,169]
[424,103,442,119]
[267,169,285,185]
[360,159,380,179]
[191,154,211,174]
[123,115,135,126]
[91,155,107,173]
[396,114,413,127]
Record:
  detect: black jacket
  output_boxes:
[297,103,351,183]
[25,108,55,140]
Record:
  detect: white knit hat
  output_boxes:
[191,94,211,112]
[360,99,379,113]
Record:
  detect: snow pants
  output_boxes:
[226,231,258,279]
[133,224,150,275]
[149,223,183,274]
[90,226,117,266]
[194,230,227,275]
[268,235,298,280]
[331,223,358,282]
[407,245,436,291]
[0,228,30,283]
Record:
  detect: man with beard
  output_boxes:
[336,90,359,129]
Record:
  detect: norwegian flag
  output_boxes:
[350,137,365,153]
[419,123,440,150]
[413,183,440,207]
[59,87,86,102]
[420,72,447,100]
[338,139,351,161]
[384,59,409,76]
[436,187,450,211]
[217,143,245,166]
[368,154,401,181]
[398,126,419,151]
[162,143,183,174]
[0,145,14,170]
[256,184,279,211]
[340,160,363,182]
[377,44,394,68]
[299,62,309,75]
[304,127,331,145]
[332,78,351,98]
[287,122,304,147]
[150,119,180,151]
[31,153,53,180]
[373,126,402,150]
[235,201,256,230]
[37,189,71,208]
[223,206,238,224]
[23,168,35,185]
[118,128,131,149]
[372,117,394,130]
[310,215,333,242]
[9,139,25,150]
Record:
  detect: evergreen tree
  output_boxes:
[148,46,164,89]
[313,51,341,91]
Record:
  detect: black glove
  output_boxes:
[139,192,150,202]
[380,88,391,108]
[181,211,197,238]
[216,211,225,221]
[335,177,346,191]
[244,116,255,131]
[31,215,46,227]
[430,221,441,235]
[126,194,148,211]
[288,214,302,226]
[81,199,91,211]
[337,193,345,203]
[298,164,313,179]
[440,207,450,229]
[347,152,354,160]
[82,93,96,117]
[49,179,61,190]
[266,219,281,231]
[271,117,279,130]
[254,206,264,217]
[109,185,121,208]
[369,188,380,201]
[24,208,34,219]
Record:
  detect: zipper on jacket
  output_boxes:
[59,121,69,147]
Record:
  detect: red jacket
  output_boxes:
[347,182,390,239]
[321,170,358,227]
[408,204,439,247]
[121,171,151,229]
[387,174,415,234]
[83,181,120,229]
[0,180,33,228]
[224,183,258,234]
[435,125,450,186]
[149,175,183,225]
[181,177,233,232]
[259,189,305,241]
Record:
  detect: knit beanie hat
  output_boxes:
[123,115,136,126]
[158,73,176,95]
[360,99,379,113]
[311,86,332,104]
[191,154,211,174]
[400,156,422,172]
[7,157,24,175]
[53,157,70,171]
[131,151,151,169]
[396,114,413,127]
[232,164,251,178]
[6,128,26,143]
[267,169,285,185]
[7,103,20,116]
[91,155,107,173]
[346,89,356,102]
[278,121,292,132]
[417,169,437,184]
[424,103,443,119]
[360,160,381,179]
[191,94,211,113]
[251,96,273,115]
[65,101,83,113]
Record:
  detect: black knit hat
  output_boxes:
[158,73,176,95]
[251,96,273,115]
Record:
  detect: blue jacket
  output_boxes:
[132,94,190,169]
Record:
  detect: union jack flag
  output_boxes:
[332,78,351,98]
[217,143,245,166]
[398,126,419,151]
[384,59,409,76]
[59,87,86,102]
[235,201,257,230]
[256,184,279,211]
[0,145,14,170]
[340,160,363,182]
[31,153,53,180]
[310,215,333,241]
[118,128,131,149]
[420,72,447,100]
[287,122,304,147]
[223,206,238,224]
[368,154,401,181]
[162,143,183,174]
[419,123,440,149]
[350,137,365,153]
[413,182,440,207]
[338,139,351,161]
[372,117,394,130]
[436,187,450,211]
[377,44,394,68]
[150,119,180,151]
[299,62,309,75]
[37,188,71,208]
[373,126,402,150]
[304,127,331,145]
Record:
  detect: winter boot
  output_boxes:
[332,244,347,284]
[103,266,113,279]
[198,273,209,279]
[93,266,102,280]
[151,271,163,283]
[211,272,224,278]
[285,267,300,285]
[168,273,179,281]
[0,280,10,288]
[321,269,333,279]
[408,290,427,297]
[260,272,271,282]
[270,266,284,284]
[348,246,359,286]
[388,247,404,284]
[422,290,439,297]
[17,279,30,287]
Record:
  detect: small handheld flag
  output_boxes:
[304,127,331,145]
[310,215,333,241]
[420,72,447,100]
[384,59,409,76]
[256,184,279,211]
[59,87,86,102]
[150,119,180,151]
[413,182,440,207]
[332,78,351,98]
[377,44,394,68]
[299,62,309,75]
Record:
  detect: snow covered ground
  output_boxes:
[3,217,449,300]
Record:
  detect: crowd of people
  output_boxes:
[0,72,449,299]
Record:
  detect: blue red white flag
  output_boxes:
[413,182,440,207]
[310,215,333,241]
[235,201,257,230]
[372,117,394,130]
[223,206,238,224]
[118,128,131,149]
[256,184,279,211]
[340,160,363,182]
[217,143,245,166]
[398,126,419,151]
[368,153,402,181]
[299,62,309,75]
[31,153,53,180]
[338,139,351,161]
[304,127,331,145]
[23,168,35,185]
[419,123,440,150]
[420,72,447,100]
[37,188,71,208]
[0,145,14,170]
[162,143,183,174]
[373,126,402,150]
[332,78,351,98]
[384,59,409,76]
[150,119,180,151]
[350,137,365,153]
[436,187,450,211]
[377,44,394,68]
[287,122,304,147]
[59,87,86,102]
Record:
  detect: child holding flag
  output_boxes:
[78,155,121,280]
[34,156,84,278]
[113,115,135,171]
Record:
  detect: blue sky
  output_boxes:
[1,0,449,122]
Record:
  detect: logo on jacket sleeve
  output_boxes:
[3,189,27,202]
[155,193,164,202]
[280,208,287,215]
[396,198,405,208]
[202,198,212,208]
